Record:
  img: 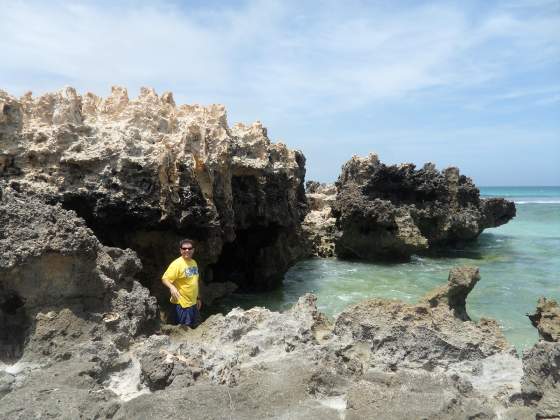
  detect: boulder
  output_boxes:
[332,154,515,260]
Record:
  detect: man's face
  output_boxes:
[180,243,195,258]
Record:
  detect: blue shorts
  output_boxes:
[175,304,201,327]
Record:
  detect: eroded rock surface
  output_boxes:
[528,297,560,342]
[302,181,337,257]
[0,186,158,417]
[332,154,515,260]
[421,265,481,321]
[519,298,560,419]
[0,87,307,301]
[0,186,157,359]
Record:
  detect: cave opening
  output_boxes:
[0,291,29,363]
[210,225,283,292]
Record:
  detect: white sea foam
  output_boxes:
[515,200,560,204]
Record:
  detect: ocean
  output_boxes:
[209,187,560,352]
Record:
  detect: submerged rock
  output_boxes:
[332,154,515,260]
[0,87,308,300]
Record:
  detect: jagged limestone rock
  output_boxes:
[421,265,480,321]
[518,298,560,418]
[302,181,337,257]
[528,297,560,342]
[332,154,515,260]
[0,87,308,301]
[0,186,157,363]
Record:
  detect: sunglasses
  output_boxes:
[181,247,194,251]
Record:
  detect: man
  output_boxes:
[161,239,202,327]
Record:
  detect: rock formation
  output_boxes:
[301,181,337,257]
[0,186,157,361]
[0,87,308,308]
[421,265,481,321]
[528,297,560,342]
[331,154,516,260]
[519,298,560,418]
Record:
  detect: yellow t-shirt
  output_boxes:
[161,257,199,308]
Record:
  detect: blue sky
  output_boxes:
[1,0,559,185]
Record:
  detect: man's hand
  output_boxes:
[197,298,202,310]
[169,285,181,301]
[163,279,181,301]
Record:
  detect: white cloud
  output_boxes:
[0,0,558,184]
[1,0,558,110]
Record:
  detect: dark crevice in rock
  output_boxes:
[0,290,29,363]
[211,225,284,291]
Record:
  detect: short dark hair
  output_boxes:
[179,238,195,248]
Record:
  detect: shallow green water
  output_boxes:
[209,187,560,352]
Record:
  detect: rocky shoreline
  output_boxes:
[1,88,557,418]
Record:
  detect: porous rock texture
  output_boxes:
[0,186,158,417]
[0,87,308,305]
[528,297,560,343]
[301,181,337,257]
[518,298,560,419]
[332,154,516,260]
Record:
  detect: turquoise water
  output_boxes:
[209,187,560,352]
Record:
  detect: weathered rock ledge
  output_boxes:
[0,87,308,307]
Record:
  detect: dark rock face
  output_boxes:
[0,186,157,362]
[332,154,515,260]
[0,88,308,302]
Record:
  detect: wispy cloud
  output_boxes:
[0,0,558,184]
[1,1,558,111]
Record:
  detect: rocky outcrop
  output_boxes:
[332,154,515,260]
[301,181,337,257]
[0,87,308,303]
[2,248,536,418]
[528,297,560,342]
[518,298,560,419]
[421,265,480,321]
[0,186,157,363]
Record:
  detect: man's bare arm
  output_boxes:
[162,278,181,301]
